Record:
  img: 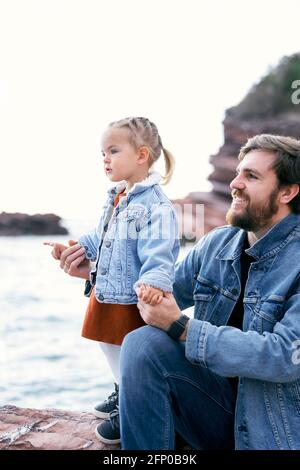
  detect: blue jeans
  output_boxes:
[120,326,236,450]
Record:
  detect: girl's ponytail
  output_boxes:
[161,147,175,185]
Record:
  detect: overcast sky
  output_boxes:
[1,0,300,219]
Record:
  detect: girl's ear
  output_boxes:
[137,146,150,164]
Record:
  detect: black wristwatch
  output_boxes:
[167,314,190,340]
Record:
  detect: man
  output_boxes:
[119,134,300,450]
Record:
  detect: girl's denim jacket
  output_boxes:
[79,172,180,304]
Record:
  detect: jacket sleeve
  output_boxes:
[173,235,206,310]
[78,229,100,261]
[186,284,300,383]
[134,204,180,293]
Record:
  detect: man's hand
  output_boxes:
[138,284,163,306]
[136,288,181,331]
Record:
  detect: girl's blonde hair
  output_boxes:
[108,116,175,184]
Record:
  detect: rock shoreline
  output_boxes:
[0,405,118,450]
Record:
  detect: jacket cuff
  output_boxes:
[78,238,95,260]
[134,276,173,293]
[185,319,211,367]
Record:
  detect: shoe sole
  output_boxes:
[95,426,121,445]
[93,409,110,419]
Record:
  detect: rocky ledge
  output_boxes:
[0,405,119,450]
[0,212,68,236]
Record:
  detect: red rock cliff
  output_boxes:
[174,53,300,240]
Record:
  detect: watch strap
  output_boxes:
[167,314,190,340]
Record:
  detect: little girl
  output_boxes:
[45,116,180,445]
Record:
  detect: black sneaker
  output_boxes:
[95,406,120,445]
[93,383,119,419]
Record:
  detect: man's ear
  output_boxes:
[137,146,150,164]
[279,184,300,205]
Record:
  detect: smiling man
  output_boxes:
[119,134,300,450]
[226,146,298,243]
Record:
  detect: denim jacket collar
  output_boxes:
[216,229,246,261]
[217,213,300,261]
[107,171,161,202]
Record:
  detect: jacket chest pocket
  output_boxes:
[252,296,284,334]
[118,207,148,240]
[193,278,221,322]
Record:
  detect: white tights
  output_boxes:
[98,341,121,383]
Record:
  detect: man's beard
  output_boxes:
[226,187,279,232]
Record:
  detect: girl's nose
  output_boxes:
[103,154,110,164]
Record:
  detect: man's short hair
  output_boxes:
[238,134,300,214]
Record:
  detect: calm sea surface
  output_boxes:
[0,219,193,412]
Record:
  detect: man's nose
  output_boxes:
[230,174,245,191]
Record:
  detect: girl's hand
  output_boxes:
[43,240,69,260]
[64,255,91,279]
[44,240,90,279]
[59,242,86,271]
[137,284,164,306]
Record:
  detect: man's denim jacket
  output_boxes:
[174,214,300,449]
[79,172,180,304]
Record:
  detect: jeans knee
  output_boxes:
[120,325,167,375]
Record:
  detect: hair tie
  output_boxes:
[158,134,163,149]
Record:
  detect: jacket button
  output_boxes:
[231,288,238,296]
[100,269,107,275]
[238,425,247,432]
[105,241,111,248]
[98,294,104,301]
